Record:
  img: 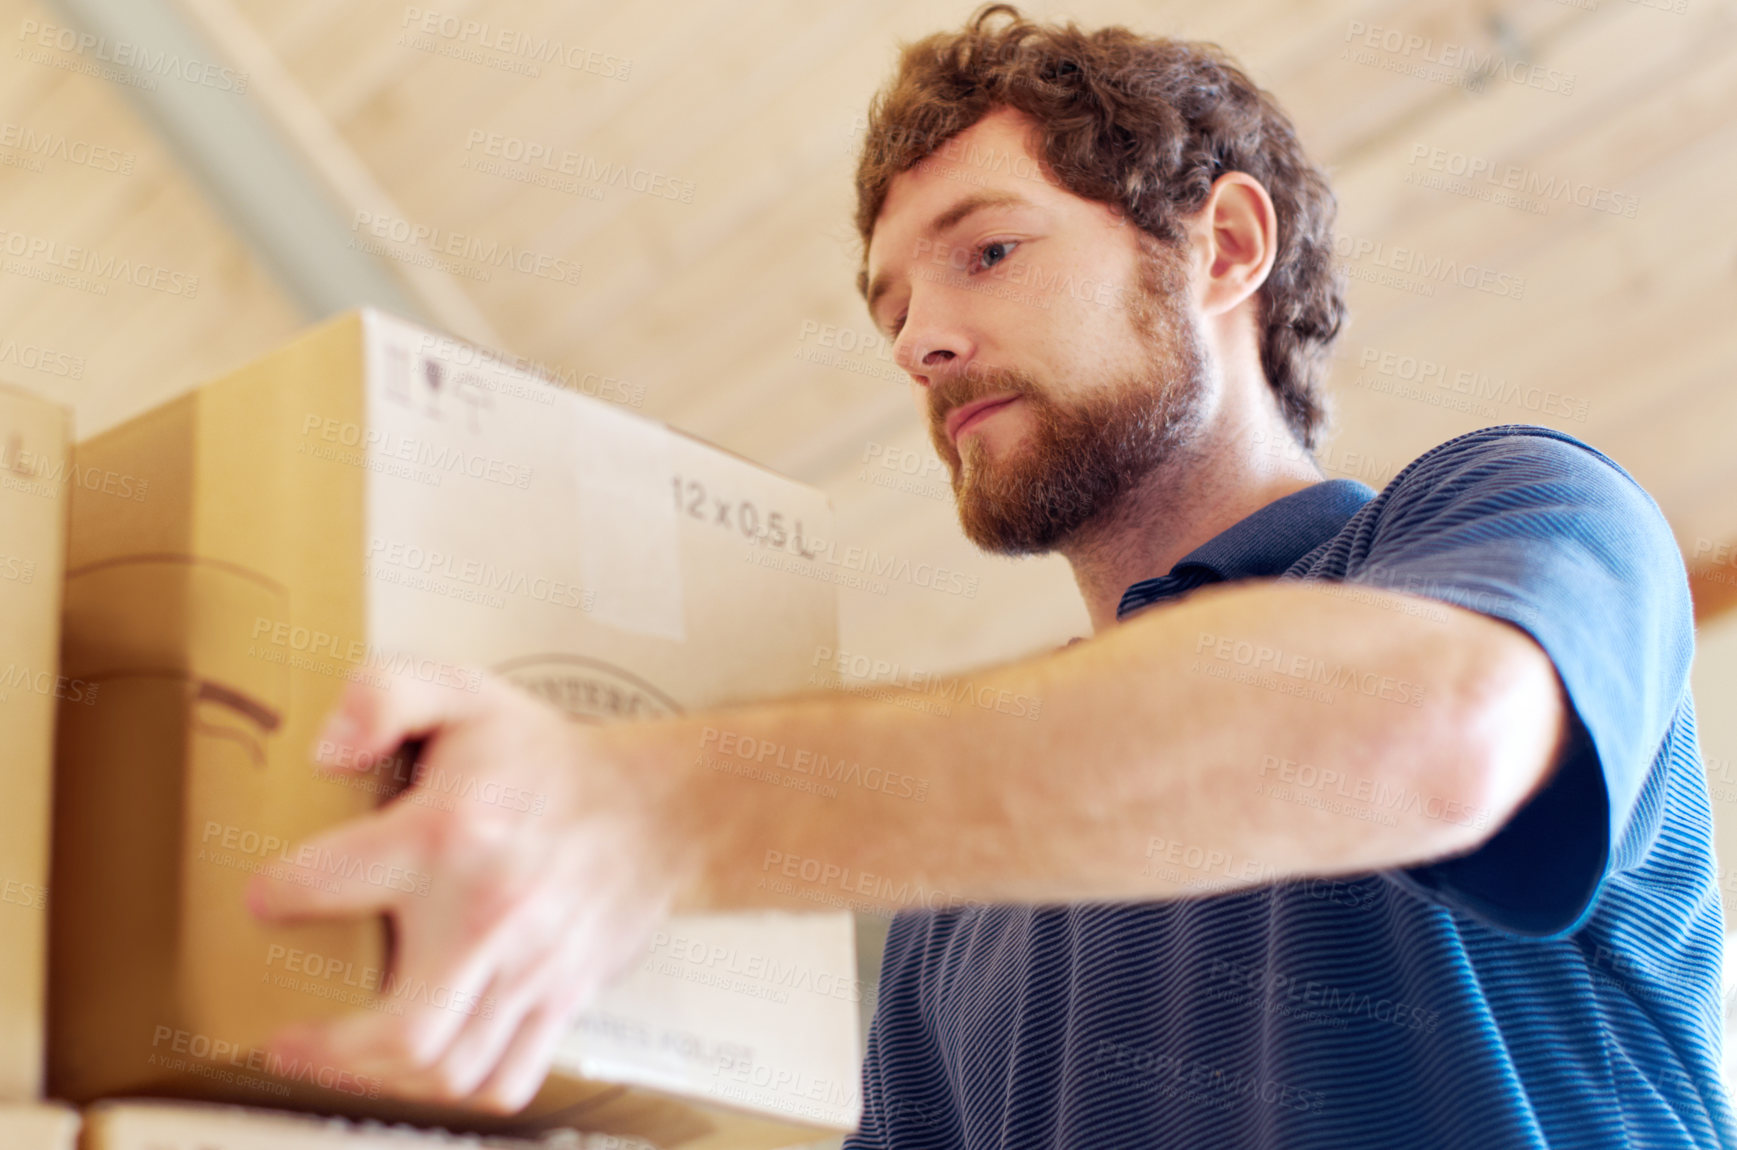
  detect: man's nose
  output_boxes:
[895,310,972,387]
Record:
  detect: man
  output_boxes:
[250,6,1734,1146]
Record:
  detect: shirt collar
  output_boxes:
[1114,478,1376,621]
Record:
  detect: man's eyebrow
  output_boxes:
[864,190,1035,317]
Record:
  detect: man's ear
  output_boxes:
[1195,173,1278,317]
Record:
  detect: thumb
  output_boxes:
[312,661,491,772]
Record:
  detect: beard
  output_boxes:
[927,246,1213,555]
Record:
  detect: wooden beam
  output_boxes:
[1691,556,1737,626]
[172,0,501,346]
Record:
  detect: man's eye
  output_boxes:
[976,240,1018,270]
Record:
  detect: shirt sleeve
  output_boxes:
[1337,427,1695,939]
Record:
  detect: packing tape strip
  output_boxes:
[571,398,686,642]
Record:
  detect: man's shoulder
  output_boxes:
[1345,422,1675,557]
[1378,423,1639,502]
[1295,422,1691,637]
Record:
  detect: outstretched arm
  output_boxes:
[648,577,1570,912]
[248,577,1569,1110]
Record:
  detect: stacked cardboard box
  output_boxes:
[0,1101,78,1149]
[0,385,70,1104]
[49,311,860,1148]
[80,1099,633,1149]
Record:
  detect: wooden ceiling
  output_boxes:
[3,0,1735,675]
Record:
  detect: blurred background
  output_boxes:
[3,0,1735,1111]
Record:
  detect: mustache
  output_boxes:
[926,364,1045,437]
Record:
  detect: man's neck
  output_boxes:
[1060,426,1325,634]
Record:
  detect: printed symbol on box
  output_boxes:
[455,370,493,433]
[193,679,284,768]
[495,655,681,723]
[422,358,444,419]
[61,556,290,770]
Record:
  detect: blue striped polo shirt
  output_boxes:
[843,426,1734,1148]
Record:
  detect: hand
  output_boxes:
[246,668,700,1113]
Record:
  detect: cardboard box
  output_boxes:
[0,385,70,1100]
[50,311,859,1147]
[80,1099,617,1148]
[0,1101,78,1148]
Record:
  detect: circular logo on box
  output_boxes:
[494,655,681,723]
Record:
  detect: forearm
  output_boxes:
[602,580,1564,915]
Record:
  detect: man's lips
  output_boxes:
[944,394,1021,444]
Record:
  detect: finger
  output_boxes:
[450,890,669,1109]
[311,663,495,772]
[382,870,593,1096]
[264,942,497,1088]
[432,917,590,1098]
[379,968,516,1104]
[472,977,598,1114]
[260,1019,390,1099]
[246,801,428,922]
[268,862,533,1083]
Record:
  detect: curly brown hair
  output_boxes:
[854,4,1344,450]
